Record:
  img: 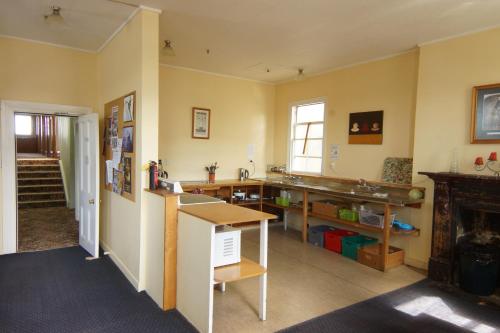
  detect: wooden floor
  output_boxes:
[213,226,426,333]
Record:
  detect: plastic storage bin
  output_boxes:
[342,235,378,260]
[308,225,335,247]
[339,208,359,222]
[324,229,358,253]
[359,210,396,228]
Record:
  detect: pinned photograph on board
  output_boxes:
[111,106,119,137]
[122,126,134,152]
[124,94,134,122]
[112,169,123,194]
[123,156,132,194]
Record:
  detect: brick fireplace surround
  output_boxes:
[420,172,500,284]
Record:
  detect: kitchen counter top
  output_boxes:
[255,177,424,207]
[179,202,276,225]
[180,179,264,190]
[145,189,223,205]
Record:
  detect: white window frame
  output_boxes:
[287,98,326,175]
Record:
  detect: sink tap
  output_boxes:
[358,179,367,187]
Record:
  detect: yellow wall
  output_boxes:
[0,37,97,108]
[158,66,275,181]
[97,9,159,290]
[274,51,419,181]
[411,27,500,266]
[0,37,98,254]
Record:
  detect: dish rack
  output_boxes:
[359,210,396,228]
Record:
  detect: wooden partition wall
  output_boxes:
[16,114,58,158]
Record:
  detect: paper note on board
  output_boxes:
[112,151,121,169]
[105,160,113,184]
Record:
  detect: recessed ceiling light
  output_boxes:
[162,40,175,57]
[44,6,64,26]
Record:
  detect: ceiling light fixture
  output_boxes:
[295,68,305,81]
[162,40,175,56]
[44,6,64,26]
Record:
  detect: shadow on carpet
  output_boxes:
[0,246,197,333]
[278,279,500,333]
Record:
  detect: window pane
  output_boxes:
[15,115,32,136]
[295,123,323,139]
[296,103,324,123]
[292,157,322,173]
[304,139,323,157]
[308,123,323,139]
[293,139,305,156]
[294,124,308,139]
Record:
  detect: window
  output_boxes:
[15,115,33,136]
[289,101,325,174]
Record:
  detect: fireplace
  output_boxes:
[419,172,500,287]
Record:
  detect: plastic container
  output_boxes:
[342,235,378,260]
[459,243,499,296]
[308,225,335,247]
[324,229,358,253]
[339,208,359,222]
[359,210,396,228]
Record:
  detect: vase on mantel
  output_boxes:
[208,172,215,183]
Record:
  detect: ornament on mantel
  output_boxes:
[474,152,499,176]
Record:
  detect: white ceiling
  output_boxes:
[2,0,500,82]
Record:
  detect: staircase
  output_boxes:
[17,158,67,209]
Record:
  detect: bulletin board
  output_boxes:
[103,91,136,202]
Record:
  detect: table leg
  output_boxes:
[259,219,268,320]
[302,191,308,242]
[382,204,392,272]
[283,209,288,231]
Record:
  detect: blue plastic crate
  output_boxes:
[341,235,378,260]
[308,225,335,247]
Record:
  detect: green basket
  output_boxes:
[339,208,359,222]
[342,235,378,260]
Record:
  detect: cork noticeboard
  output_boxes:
[103,91,136,202]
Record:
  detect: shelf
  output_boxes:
[214,257,266,283]
[233,201,260,206]
[262,200,304,213]
[308,212,420,237]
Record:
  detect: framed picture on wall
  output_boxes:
[192,107,211,139]
[348,110,384,144]
[471,83,500,143]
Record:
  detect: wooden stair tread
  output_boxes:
[18,192,65,195]
[18,184,63,188]
[19,199,66,204]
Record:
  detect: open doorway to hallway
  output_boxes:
[15,113,78,252]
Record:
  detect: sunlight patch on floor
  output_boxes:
[395,296,497,333]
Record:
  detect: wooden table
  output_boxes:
[177,203,276,333]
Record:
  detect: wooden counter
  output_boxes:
[180,179,264,191]
[179,203,276,225]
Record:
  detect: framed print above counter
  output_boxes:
[192,107,211,139]
[471,83,500,144]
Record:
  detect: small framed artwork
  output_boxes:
[123,94,134,122]
[348,110,384,144]
[192,107,211,139]
[471,83,500,144]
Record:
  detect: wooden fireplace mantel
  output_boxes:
[419,171,500,283]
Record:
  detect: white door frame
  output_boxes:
[0,100,92,254]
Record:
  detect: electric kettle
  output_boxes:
[239,168,249,181]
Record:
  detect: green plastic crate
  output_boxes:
[339,208,359,222]
[341,235,378,260]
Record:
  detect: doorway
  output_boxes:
[15,114,78,252]
[1,100,100,258]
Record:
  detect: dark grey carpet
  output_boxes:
[279,279,500,333]
[0,246,197,333]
